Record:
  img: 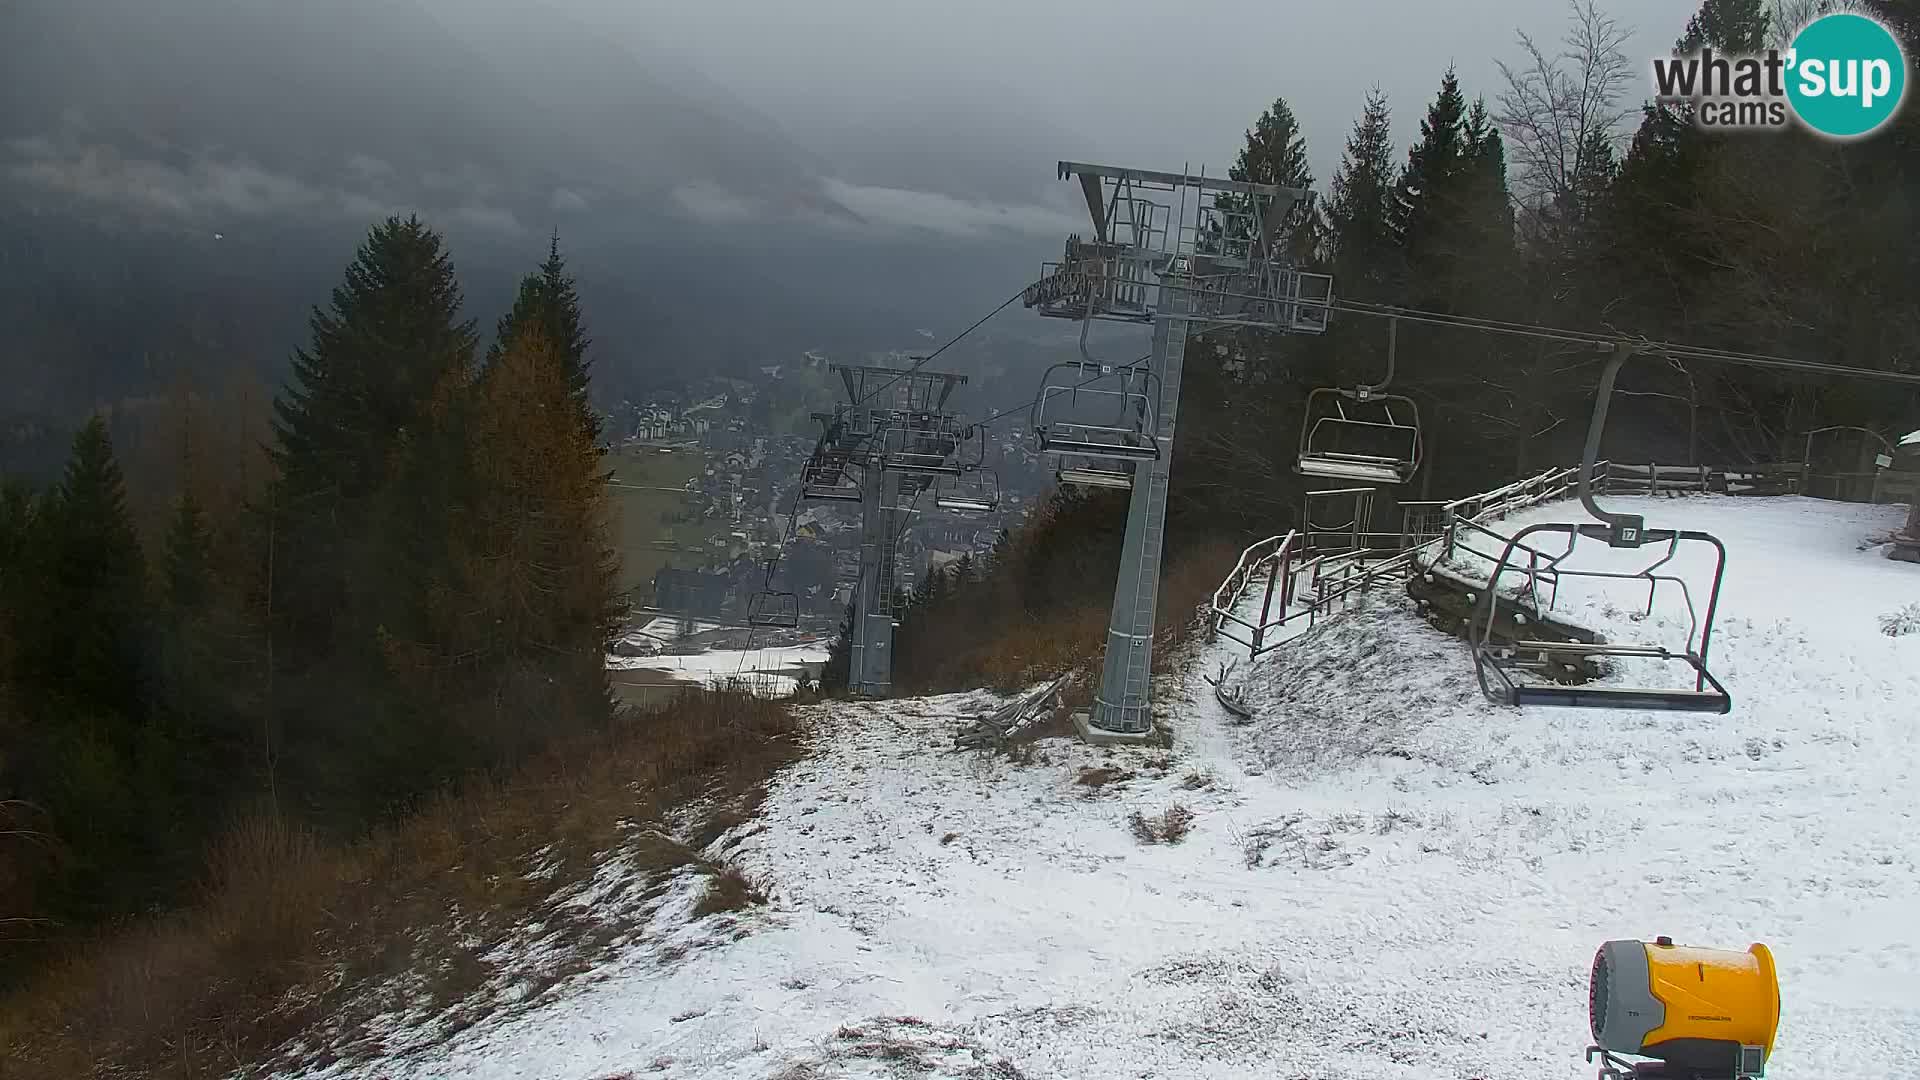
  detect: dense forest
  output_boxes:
[886,0,1920,691]
[0,220,621,969]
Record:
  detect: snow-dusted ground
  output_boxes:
[269,495,1920,1080]
[608,642,831,698]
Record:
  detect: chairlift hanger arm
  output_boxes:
[1356,316,1397,396]
[1578,344,1635,536]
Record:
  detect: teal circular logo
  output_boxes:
[1787,13,1907,138]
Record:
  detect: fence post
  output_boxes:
[1280,543,1296,610]
[1253,555,1280,653]
[1649,463,1658,496]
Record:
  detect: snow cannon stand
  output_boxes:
[1587,937,1779,1080]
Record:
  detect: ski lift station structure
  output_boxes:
[1022,160,1333,740]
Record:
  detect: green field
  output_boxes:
[605,446,731,602]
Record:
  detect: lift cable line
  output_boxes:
[1321,298,1920,387]
[852,281,1042,409]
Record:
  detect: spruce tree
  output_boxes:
[163,491,212,613]
[15,416,148,722]
[1211,97,1317,261]
[1564,128,1619,232]
[269,217,476,652]
[1230,97,1314,191]
[1322,88,1399,299]
[1679,0,1769,52]
[265,216,478,818]
[1463,97,1517,263]
[490,234,598,444]
[1393,68,1472,272]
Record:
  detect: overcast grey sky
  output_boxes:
[593,0,1692,189]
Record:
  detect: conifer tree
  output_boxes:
[1212,97,1317,261]
[1393,67,1472,268]
[1463,97,1517,271]
[265,216,478,816]
[269,218,476,649]
[417,322,619,758]
[15,416,148,722]
[1679,0,1769,52]
[1322,88,1399,299]
[490,234,598,443]
[163,491,212,613]
[1231,97,1315,191]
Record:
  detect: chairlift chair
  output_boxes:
[1469,341,1732,714]
[747,590,800,629]
[1030,352,1160,464]
[1295,388,1423,485]
[1470,523,1731,713]
[935,469,1001,513]
[1295,317,1422,485]
[746,559,801,630]
[799,442,862,502]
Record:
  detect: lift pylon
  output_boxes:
[796,362,976,697]
[1024,160,1332,740]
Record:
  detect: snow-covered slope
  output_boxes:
[266,495,1920,1080]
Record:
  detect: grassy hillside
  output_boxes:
[606,446,730,600]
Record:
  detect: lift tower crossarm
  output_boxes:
[1057,161,1307,203]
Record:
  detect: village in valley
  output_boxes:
[602,345,1050,667]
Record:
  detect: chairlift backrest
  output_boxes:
[935,469,1000,513]
[1032,361,1159,463]
[747,590,800,629]
[1296,386,1422,485]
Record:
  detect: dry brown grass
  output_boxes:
[0,688,801,1080]
[900,540,1239,697]
[1127,803,1196,845]
[692,864,768,917]
[1075,765,1134,790]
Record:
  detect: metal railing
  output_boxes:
[1209,461,1613,658]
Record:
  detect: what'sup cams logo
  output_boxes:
[1652,7,1909,138]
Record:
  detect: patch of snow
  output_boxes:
[1901,429,1919,447]
[265,495,1920,1080]
[607,643,831,698]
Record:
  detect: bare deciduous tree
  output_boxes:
[1495,0,1635,215]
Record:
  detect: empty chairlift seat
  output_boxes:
[1032,361,1160,462]
[935,470,1001,513]
[1295,387,1422,485]
[1469,522,1732,714]
[1030,360,1159,493]
[1056,461,1136,490]
[747,591,800,629]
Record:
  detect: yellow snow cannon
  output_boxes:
[1586,937,1779,1080]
